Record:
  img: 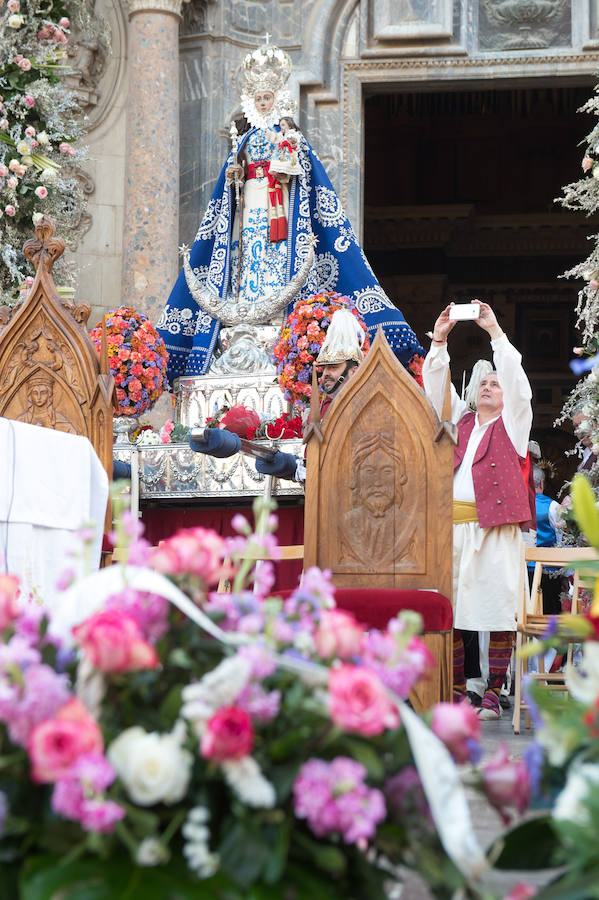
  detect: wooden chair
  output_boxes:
[512,545,598,733]
[216,545,305,593]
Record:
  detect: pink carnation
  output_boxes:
[72,609,159,673]
[0,574,20,630]
[431,702,481,764]
[315,609,364,660]
[200,706,254,761]
[28,698,103,783]
[328,664,399,736]
[151,526,228,585]
[481,743,531,823]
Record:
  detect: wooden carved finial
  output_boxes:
[303,363,323,444]
[23,216,66,273]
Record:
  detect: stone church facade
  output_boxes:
[76,0,599,474]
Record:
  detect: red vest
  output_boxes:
[454,412,531,528]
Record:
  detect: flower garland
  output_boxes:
[90,307,169,417]
[0,0,106,304]
[273,292,370,410]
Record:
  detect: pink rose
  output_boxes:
[201,706,254,761]
[53,29,68,44]
[25,125,35,137]
[37,25,52,40]
[59,141,71,154]
[72,609,159,673]
[481,742,531,822]
[503,886,537,900]
[583,155,594,172]
[151,526,228,584]
[34,185,48,199]
[24,95,35,108]
[0,119,9,131]
[8,0,20,11]
[431,702,481,764]
[591,279,599,291]
[0,573,20,629]
[59,16,70,27]
[4,205,16,217]
[328,665,399,736]
[315,609,364,660]
[0,164,7,177]
[7,177,17,189]
[19,58,31,71]
[28,698,103,783]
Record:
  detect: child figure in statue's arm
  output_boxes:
[268,116,303,177]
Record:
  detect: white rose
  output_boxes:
[36,131,50,145]
[40,167,57,185]
[8,14,25,27]
[136,837,170,866]
[554,763,599,826]
[108,724,193,806]
[566,641,599,705]
[17,141,29,156]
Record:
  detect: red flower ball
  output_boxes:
[90,306,169,417]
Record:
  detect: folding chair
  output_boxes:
[512,546,598,733]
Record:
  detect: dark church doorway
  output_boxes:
[363,84,597,494]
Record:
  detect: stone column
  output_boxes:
[121,0,186,323]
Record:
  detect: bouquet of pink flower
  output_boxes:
[0,501,535,899]
[90,306,169,417]
[273,292,370,409]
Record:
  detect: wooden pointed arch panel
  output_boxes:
[0,218,115,483]
[304,328,453,600]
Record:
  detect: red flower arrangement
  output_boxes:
[273,292,370,410]
[247,412,303,440]
[90,307,169,417]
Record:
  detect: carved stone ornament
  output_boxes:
[182,235,316,327]
[124,0,191,17]
[480,0,570,50]
[0,218,116,514]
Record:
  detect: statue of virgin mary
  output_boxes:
[157,40,424,380]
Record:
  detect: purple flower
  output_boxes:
[293,757,385,846]
[0,663,71,746]
[52,753,125,833]
[106,588,168,642]
[570,352,599,375]
[523,741,545,798]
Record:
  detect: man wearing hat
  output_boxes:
[188,308,366,483]
[423,301,533,719]
[255,307,365,482]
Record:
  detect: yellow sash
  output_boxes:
[453,500,478,524]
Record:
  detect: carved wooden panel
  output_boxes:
[304,327,454,600]
[0,218,115,526]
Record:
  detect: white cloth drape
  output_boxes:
[0,417,108,610]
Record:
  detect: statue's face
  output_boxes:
[254,91,275,114]
[29,383,52,408]
[357,450,396,516]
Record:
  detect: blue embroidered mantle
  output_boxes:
[157,127,424,381]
